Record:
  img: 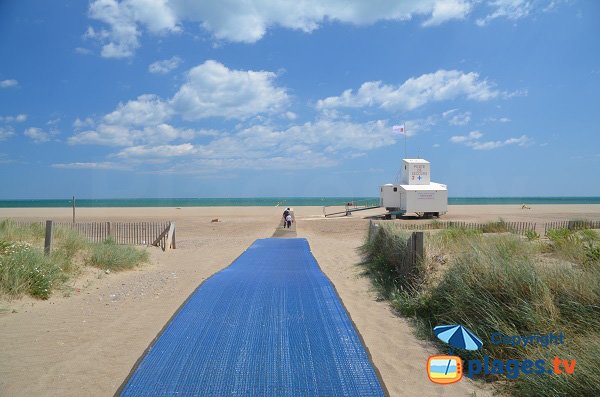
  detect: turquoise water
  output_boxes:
[0,197,599,208]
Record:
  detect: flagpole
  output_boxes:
[404,123,407,159]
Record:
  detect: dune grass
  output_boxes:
[360,221,600,396]
[545,228,600,271]
[0,220,149,300]
[87,238,149,271]
[0,219,45,243]
[0,243,65,299]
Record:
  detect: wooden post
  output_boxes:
[107,222,112,241]
[72,196,75,224]
[172,226,176,249]
[413,231,424,266]
[44,220,53,256]
[166,222,176,250]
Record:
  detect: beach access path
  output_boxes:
[2,205,599,396]
[119,238,384,396]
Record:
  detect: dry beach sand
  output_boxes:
[1,204,600,396]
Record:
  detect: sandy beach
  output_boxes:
[1,204,600,397]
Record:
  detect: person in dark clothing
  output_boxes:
[282,208,290,227]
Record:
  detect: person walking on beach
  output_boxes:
[285,213,293,229]
[282,208,290,227]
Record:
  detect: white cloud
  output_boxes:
[68,123,207,146]
[148,56,182,74]
[70,61,285,146]
[86,0,478,56]
[170,60,289,120]
[400,116,439,137]
[486,116,511,123]
[87,0,180,58]
[104,94,172,126]
[0,126,15,141]
[445,110,471,126]
[450,130,531,149]
[503,88,528,98]
[476,0,532,26]
[52,162,128,170]
[0,79,18,88]
[0,114,27,123]
[85,1,564,56]
[116,143,196,158]
[73,117,96,130]
[0,153,12,164]
[442,108,458,118]
[24,127,52,143]
[68,124,131,146]
[317,70,499,112]
[450,130,482,142]
[114,118,396,170]
[75,47,93,55]
[423,0,472,26]
[160,153,337,172]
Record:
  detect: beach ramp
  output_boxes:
[119,238,385,397]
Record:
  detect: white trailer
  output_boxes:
[380,159,448,217]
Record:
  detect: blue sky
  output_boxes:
[0,0,599,199]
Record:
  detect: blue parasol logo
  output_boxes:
[434,324,483,351]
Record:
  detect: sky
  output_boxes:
[0,0,599,199]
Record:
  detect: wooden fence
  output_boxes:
[544,220,600,235]
[368,221,424,280]
[371,218,600,237]
[389,220,537,236]
[5,220,175,249]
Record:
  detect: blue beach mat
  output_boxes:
[119,238,385,397]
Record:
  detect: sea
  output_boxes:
[0,197,599,208]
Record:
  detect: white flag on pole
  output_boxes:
[392,124,405,134]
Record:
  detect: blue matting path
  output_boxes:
[120,238,385,396]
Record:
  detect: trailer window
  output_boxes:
[393,187,397,192]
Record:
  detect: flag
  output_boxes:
[392,124,405,134]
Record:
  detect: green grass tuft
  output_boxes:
[480,219,511,233]
[87,239,149,271]
[0,244,65,299]
[546,228,600,270]
[525,230,540,241]
[0,219,44,243]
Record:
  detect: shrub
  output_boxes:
[0,245,64,299]
[53,227,88,260]
[525,230,540,241]
[546,228,600,269]
[87,239,149,271]
[481,219,511,233]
